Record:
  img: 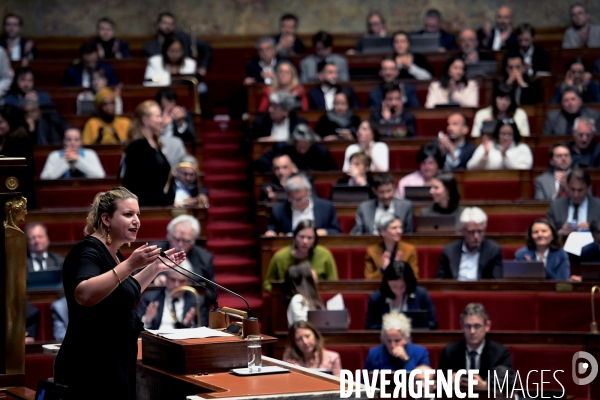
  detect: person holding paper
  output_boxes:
[53,187,185,400]
[283,261,324,326]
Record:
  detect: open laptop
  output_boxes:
[307,310,348,331]
[408,34,439,53]
[404,186,433,202]
[403,310,430,329]
[580,263,600,281]
[502,260,545,279]
[27,269,62,288]
[465,60,498,79]
[330,185,371,203]
[77,100,96,115]
[418,215,456,233]
[360,36,393,54]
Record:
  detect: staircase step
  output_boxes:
[204,159,249,174]
[210,189,250,203]
[207,239,255,256]
[215,273,260,286]
[203,143,240,159]
[214,256,257,271]
[208,206,250,223]
[207,222,254,239]
[204,174,247,189]
[203,131,245,144]
[201,120,244,132]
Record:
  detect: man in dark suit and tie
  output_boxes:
[439,303,512,390]
[437,207,502,280]
[534,143,573,200]
[547,168,600,237]
[477,6,518,51]
[137,268,207,329]
[581,220,600,262]
[265,173,341,236]
[414,9,457,52]
[153,215,216,305]
[306,61,357,111]
[351,173,414,234]
[25,223,64,273]
[435,112,476,170]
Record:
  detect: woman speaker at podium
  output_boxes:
[54,187,185,400]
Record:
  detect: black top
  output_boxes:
[398,53,434,80]
[122,138,174,206]
[314,114,361,139]
[54,236,142,400]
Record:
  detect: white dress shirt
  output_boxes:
[372,201,396,235]
[492,28,503,51]
[568,197,589,223]
[520,45,535,76]
[259,58,276,85]
[322,85,336,111]
[466,340,486,370]
[31,251,49,271]
[291,199,315,231]
[9,38,21,61]
[270,117,290,142]
[458,242,480,281]
[156,291,185,331]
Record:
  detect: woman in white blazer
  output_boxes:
[41,128,105,179]
[425,56,479,109]
[471,83,530,137]
[144,36,196,87]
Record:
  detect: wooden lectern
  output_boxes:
[0,157,36,399]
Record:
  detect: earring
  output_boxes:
[128,242,131,247]
[106,227,112,244]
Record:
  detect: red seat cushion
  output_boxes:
[487,214,545,234]
[322,293,368,330]
[463,180,523,200]
[328,345,365,372]
[25,354,55,390]
[537,293,600,332]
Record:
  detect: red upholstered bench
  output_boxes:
[25,354,55,390]
[30,301,54,342]
[487,214,545,234]
[36,188,107,208]
[462,180,524,200]
[537,293,600,332]
[322,293,369,330]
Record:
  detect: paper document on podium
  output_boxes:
[146,327,233,340]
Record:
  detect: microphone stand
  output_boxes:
[156,257,218,310]
[591,285,599,334]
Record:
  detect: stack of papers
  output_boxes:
[146,327,233,340]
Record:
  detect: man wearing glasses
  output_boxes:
[562,3,600,49]
[438,303,512,390]
[152,215,215,301]
[265,173,340,236]
[436,207,502,280]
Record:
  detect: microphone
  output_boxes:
[159,251,253,318]
[156,257,218,310]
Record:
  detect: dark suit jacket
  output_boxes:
[594,58,600,75]
[61,62,118,87]
[255,142,338,172]
[568,141,600,168]
[170,109,196,143]
[245,112,308,153]
[350,198,415,234]
[514,247,570,280]
[91,38,132,59]
[551,80,600,104]
[26,251,65,272]
[267,197,341,235]
[273,34,306,55]
[0,36,37,60]
[477,28,518,50]
[513,77,543,105]
[26,302,40,340]
[415,29,457,51]
[368,82,420,109]
[543,108,600,136]
[438,339,512,379]
[461,51,495,63]
[432,139,476,169]
[436,238,503,279]
[136,289,207,328]
[28,110,69,145]
[547,195,600,231]
[245,55,290,83]
[581,242,600,263]
[365,287,438,330]
[506,44,552,75]
[307,86,359,110]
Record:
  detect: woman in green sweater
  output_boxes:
[264,220,338,292]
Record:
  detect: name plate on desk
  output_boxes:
[140,331,277,374]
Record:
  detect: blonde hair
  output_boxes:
[84,187,138,236]
[273,60,300,92]
[127,100,161,145]
[381,310,412,341]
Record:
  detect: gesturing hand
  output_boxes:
[183,307,196,327]
[153,248,187,274]
[144,301,159,322]
[127,243,162,271]
[381,250,391,269]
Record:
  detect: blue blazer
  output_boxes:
[61,62,119,87]
[514,247,570,280]
[365,287,438,330]
[267,197,341,235]
[581,242,600,263]
[364,343,429,372]
[368,82,420,109]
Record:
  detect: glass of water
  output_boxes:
[247,335,262,372]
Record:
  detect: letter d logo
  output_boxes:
[572,351,598,385]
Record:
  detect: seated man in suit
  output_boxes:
[437,207,502,280]
[300,31,349,83]
[273,13,305,56]
[534,143,573,200]
[543,88,600,135]
[0,14,36,64]
[152,215,215,300]
[547,168,600,237]
[244,36,288,86]
[510,23,551,77]
[21,98,69,145]
[260,154,298,202]
[4,67,53,108]
[369,84,417,138]
[477,6,517,51]
[581,219,600,262]
[414,9,457,52]
[165,156,209,208]
[567,117,600,168]
[92,17,131,59]
[137,268,207,329]
[307,61,357,111]
[61,42,118,87]
[25,223,65,273]
[265,173,341,237]
[351,173,414,234]
[502,52,543,105]
[439,303,512,390]
[562,3,600,49]
[368,56,419,109]
[435,112,476,170]
[459,29,495,65]
[51,297,68,341]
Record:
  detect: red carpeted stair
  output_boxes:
[201,120,262,316]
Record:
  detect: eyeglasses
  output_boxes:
[170,236,193,244]
[463,323,484,331]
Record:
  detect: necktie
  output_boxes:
[35,256,45,271]
[468,350,478,370]
[573,204,580,223]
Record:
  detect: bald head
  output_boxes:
[459,29,478,53]
[496,6,513,30]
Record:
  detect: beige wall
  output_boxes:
[1,0,597,37]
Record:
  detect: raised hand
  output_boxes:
[380,250,391,270]
[183,306,196,327]
[144,301,159,322]
[391,344,409,361]
[127,243,162,272]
